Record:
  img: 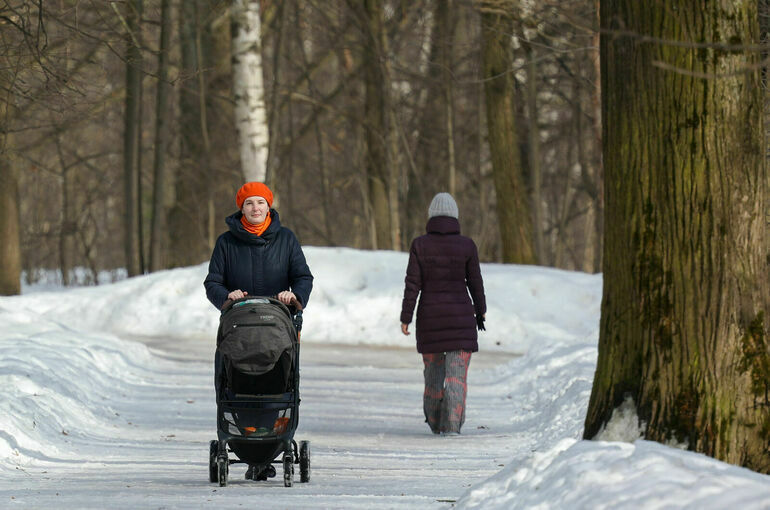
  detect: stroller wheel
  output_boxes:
[283,452,294,487]
[217,455,228,487]
[299,441,310,483]
[208,440,218,483]
[217,442,229,487]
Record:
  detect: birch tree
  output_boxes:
[231,0,269,182]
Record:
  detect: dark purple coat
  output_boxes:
[400,216,486,354]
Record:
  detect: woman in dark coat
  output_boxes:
[204,182,313,310]
[204,181,312,480]
[400,192,486,435]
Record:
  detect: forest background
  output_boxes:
[0,0,602,291]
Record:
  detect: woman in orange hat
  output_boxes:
[204,181,313,310]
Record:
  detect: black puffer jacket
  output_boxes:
[204,209,313,310]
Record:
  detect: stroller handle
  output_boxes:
[221,294,303,313]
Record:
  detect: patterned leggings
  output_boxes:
[422,350,472,434]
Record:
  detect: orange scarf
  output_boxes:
[240,211,272,236]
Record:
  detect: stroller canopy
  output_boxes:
[218,298,296,393]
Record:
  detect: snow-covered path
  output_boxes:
[2,335,519,509]
[8,254,770,508]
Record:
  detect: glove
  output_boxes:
[476,314,485,331]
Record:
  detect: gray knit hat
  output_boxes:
[428,192,459,219]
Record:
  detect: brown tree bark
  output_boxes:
[0,121,21,295]
[479,6,536,264]
[149,0,172,272]
[53,131,73,286]
[522,37,544,265]
[362,0,395,250]
[591,0,603,273]
[584,0,770,472]
[123,0,144,276]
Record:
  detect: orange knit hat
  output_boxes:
[236,182,274,209]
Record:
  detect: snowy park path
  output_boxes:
[3,335,519,509]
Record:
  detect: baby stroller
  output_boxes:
[208,296,309,487]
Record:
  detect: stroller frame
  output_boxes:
[208,296,309,487]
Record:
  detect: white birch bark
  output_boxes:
[231,0,269,182]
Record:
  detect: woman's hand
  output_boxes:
[227,289,248,300]
[401,323,410,336]
[277,290,297,305]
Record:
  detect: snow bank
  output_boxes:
[457,438,770,509]
[474,340,596,446]
[10,247,601,354]
[0,304,172,471]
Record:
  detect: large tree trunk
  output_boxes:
[479,6,536,264]
[123,0,143,276]
[584,0,770,472]
[149,0,172,272]
[231,0,269,182]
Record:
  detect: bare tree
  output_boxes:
[0,3,46,294]
[149,0,173,272]
[122,0,144,276]
[169,0,240,268]
[6,0,607,280]
[360,0,399,250]
[477,2,535,264]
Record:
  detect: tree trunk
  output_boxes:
[265,0,287,188]
[53,132,73,286]
[362,0,393,250]
[293,2,334,245]
[123,0,143,276]
[149,0,172,272]
[479,7,535,264]
[591,0,603,273]
[231,0,269,182]
[584,0,770,472]
[0,117,21,295]
[523,38,544,265]
[169,0,222,268]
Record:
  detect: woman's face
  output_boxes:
[241,196,270,224]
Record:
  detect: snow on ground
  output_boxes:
[12,247,600,353]
[2,246,770,508]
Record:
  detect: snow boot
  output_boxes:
[255,464,277,481]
